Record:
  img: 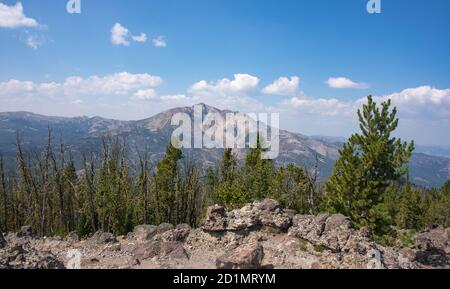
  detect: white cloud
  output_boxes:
[262,76,300,96]
[189,74,260,98]
[0,72,163,99]
[1,72,449,145]
[281,97,354,117]
[111,23,130,46]
[111,23,149,46]
[374,86,450,120]
[326,77,369,89]
[133,89,158,100]
[0,2,39,28]
[132,33,147,43]
[160,94,187,101]
[152,36,167,48]
[281,85,450,120]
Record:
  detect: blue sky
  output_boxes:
[0,0,449,145]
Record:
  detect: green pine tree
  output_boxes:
[243,135,274,201]
[395,182,424,230]
[269,164,309,213]
[154,143,182,224]
[324,96,415,236]
[214,149,246,209]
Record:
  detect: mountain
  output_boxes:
[414,145,450,159]
[0,104,448,188]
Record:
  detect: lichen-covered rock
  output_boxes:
[131,239,189,262]
[0,244,65,269]
[91,230,117,245]
[227,204,260,231]
[288,213,369,253]
[413,227,450,268]
[201,205,227,232]
[159,224,191,242]
[216,242,264,269]
[19,225,33,238]
[157,223,175,234]
[255,199,282,212]
[0,199,447,269]
[133,225,158,241]
[202,199,292,233]
[66,231,79,243]
[415,227,449,252]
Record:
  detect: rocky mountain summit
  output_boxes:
[1,199,449,269]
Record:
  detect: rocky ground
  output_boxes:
[0,199,449,269]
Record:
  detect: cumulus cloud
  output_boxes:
[111,23,130,46]
[3,68,448,144]
[111,23,148,46]
[374,86,450,120]
[281,97,354,117]
[133,89,158,100]
[0,72,163,100]
[262,76,300,96]
[152,36,167,48]
[281,85,450,120]
[326,77,369,89]
[0,2,39,28]
[130,73,269,113]
[189,74,260,98]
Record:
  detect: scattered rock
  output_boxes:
[0,244,64,269]
[133,225,158,241]
[201,205,227,232]
[216,241,264,269]
[66,231,79,243]
[19,226,33,238]
[288,213,369,253]
[202,199,293,233]
[91,230,117,245]
[0,199,448,269]
[105,243,121,252]
[161,241,190,260]
[157,223,174,234]
[415,227,449,252]
[227,204,260,231]
[255,199,282,212]
[131,240,162,260]
[160,224,191,242]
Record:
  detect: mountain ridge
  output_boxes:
[0,104,448,188]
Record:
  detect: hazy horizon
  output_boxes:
[1,0,449,146]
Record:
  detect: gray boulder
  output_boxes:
[133,225,158,241]
[160,224,191,242]
[91,230,117,245]
[66,231,79,243]
[201,205,227,232]
[288,213,365,253]
[19,225,33,238]
[0,244,65,269]
[415,227,449,252]
[202,200,293,233]
[157,223,175,234]
[216,241,264,269]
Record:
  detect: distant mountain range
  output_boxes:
[0,104,448,188]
